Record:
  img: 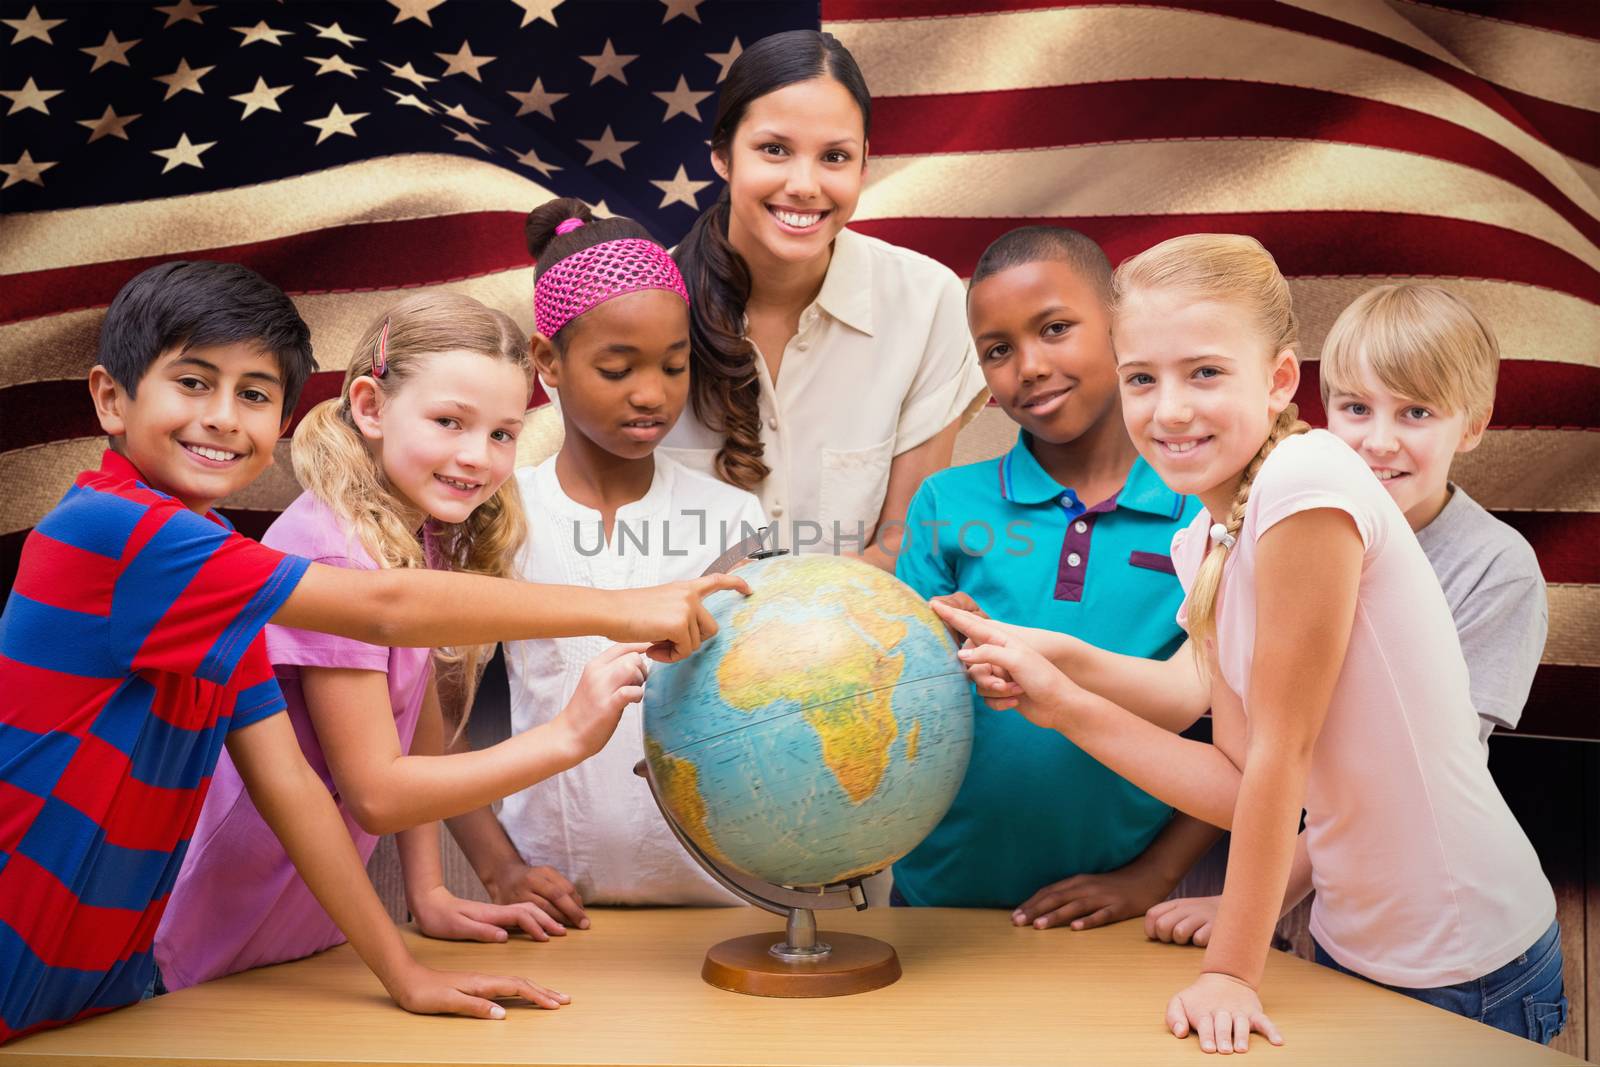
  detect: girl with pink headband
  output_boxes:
[452,198,766,916]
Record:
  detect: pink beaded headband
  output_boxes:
[533,225,689,339]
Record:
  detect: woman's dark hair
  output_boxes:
[525,196,656,349]
[674,30,871,490]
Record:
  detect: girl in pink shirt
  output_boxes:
[156,291,656,994]
[935,234,1562,1052]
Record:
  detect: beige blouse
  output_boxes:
[660,227,988,555]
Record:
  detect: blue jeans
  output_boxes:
[140,963,168,1001]
[1314,920,1567,1045]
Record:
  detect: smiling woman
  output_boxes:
[666,30,988,566]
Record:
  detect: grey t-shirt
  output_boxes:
[1414,485,1548,748]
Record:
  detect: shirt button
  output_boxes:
[771,504,784,517]
[1059,493,1072,505]
[1066,552,1082,568]
[768,417,778,430]
[797,341,809,351]
[1073,520,1088,534]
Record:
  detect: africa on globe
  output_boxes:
[643,554,973,889]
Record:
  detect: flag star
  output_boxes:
[2,77,61,116]
[653,76,711,123]
[506,78,566,120]
[305,103,367,144]
[308,21,363,48]
[435,41,495,81]
[387,89,437,115]
[706,38,741,83]
[233,21,291,47]
[383,63,437,92]
[3,6,64,44]
[577,125,636,169]
[1,149,57,188]
[511,146,560,178]
[230,77,291,118]
[438,101,488,129]
[589,200,614,220]
[77,105,140,143]
[660,0,704,23]
[155,1,212,28]
[651,165,711,209]
[448,127,491,154]
[579,39,637,86]
[153,58,213,100]
[389,0,445,26]
[509,0,563,27]
[305,53,364,78]
[151,133,215,173]
[79,31,140,71]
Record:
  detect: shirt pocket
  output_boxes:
[1128,550,1177,575]
[817,433,896,544]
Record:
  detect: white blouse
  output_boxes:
[660,227,988,555]
[500,453,766,906]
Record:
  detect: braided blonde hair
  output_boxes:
[1112,234,1310,648]
[292,291,532,728]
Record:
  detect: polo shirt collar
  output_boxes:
[814,227,874,336]
[996,432,1186,520]
[98,448,235,529]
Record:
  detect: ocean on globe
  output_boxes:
[643,554,973,889]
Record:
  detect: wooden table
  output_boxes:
[1,908,1585,1066]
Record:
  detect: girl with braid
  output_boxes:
[933,234,1563,1052]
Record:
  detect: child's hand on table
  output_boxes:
[410,883,566,943]
[1146,895,1220,947]
[388,958,570,1018]
[484,860,589,930]
[1166,972,1283,1054]
[1013,859,1179,931]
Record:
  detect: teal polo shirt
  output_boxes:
[893,430,1202,908]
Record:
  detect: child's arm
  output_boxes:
[225,714,569,1017]
[273,566,747,662]
[394,683,567,944]
[933,603,1243,827]
[930,601,1207,733]
[1013,812,1224,930]
[1146,832,1313,948]
[1170,508,1361,1052]
[305,645,647,834]
[445,804,589,929]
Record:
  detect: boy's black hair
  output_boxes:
[970,226,1114,304]
[97,260,317,415]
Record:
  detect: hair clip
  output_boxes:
[554,217,586,236]
[373,317,391,378]
[1209,522,1237,550]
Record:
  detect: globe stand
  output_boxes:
[635,761,902,998]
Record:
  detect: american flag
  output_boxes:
[2,1,1596,737]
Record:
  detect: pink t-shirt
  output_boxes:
[1172,430,1553,988]
[154,492,431,990]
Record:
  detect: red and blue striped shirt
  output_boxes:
[0,450,309,1043]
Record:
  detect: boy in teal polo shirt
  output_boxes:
[892,228,1209,922]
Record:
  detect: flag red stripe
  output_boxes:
[827,0,1598,161]
[1490,81,1600,169]
[870,80,1600,247]
[850,213,1600,305]
[1,211,530,326]
[1416,1,1600,43]
[1516,665,1600,740]
[1495,512,1600,585]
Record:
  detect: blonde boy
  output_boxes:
[1322,284,1547,747]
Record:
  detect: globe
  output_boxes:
[643,553,973,890]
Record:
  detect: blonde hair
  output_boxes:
[292,291,533,729]
[1112,234,1309,649]
[1319,284,1499,430]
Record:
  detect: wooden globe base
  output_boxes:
[702,931,901,998]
